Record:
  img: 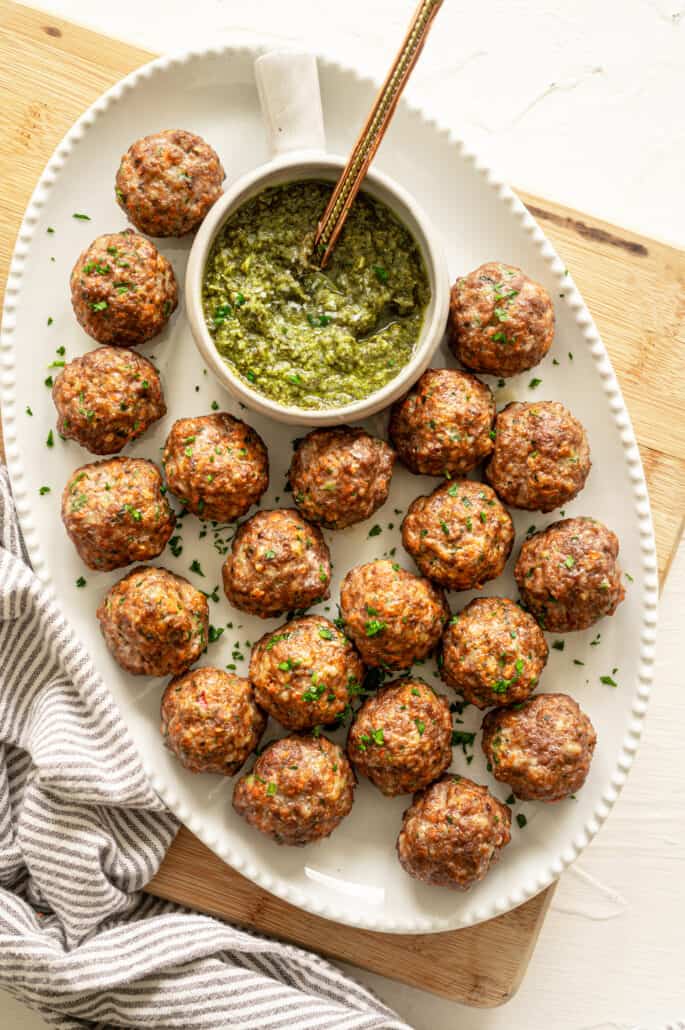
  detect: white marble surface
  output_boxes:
[5,1,685,1027]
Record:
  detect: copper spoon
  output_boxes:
[313,0,445,268]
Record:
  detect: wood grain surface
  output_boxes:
[0,0,683,1008]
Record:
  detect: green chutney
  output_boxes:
[202,181,431,409]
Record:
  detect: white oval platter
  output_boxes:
[0,46,658,933]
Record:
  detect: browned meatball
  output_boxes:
[347,678,452,796]
[62,457,175,571]
[222,509,331,619]
[70,230,177,346]
[515,517,625,632]
[449,262,554,377]
[339,559,449,669]
[397,775,511,890]
[232,734,355,845]
[161,667,266,775]
[441,597,548,709]
[52,347,166,455]
[249,615,364,730]
[97,566,208,676]
[289,427,395,530]
[163,413,268,523]
[402,480,514,591]
[486,401,591,512]
[389,368,495,477]
[115,129,225,237]
[482,693,597,801]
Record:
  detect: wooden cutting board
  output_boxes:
[1,0,683,1009]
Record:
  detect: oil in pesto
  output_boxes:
[202,181,430,409]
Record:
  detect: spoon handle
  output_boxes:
[314,0,444,268]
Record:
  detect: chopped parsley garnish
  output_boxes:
[318,627,334,640]
[365,619,386,637]
[39,486,51,496]
[208,625,224,644]
[25,406,33,416]
[451,730,476,750]
[552,640,565,651]
[266,782,277,796]
[516,813,527,829]
[75,577,87,588]
[46,430,54,448]
[528,378,542,390]
[189,559,205,576]
[168,536,183,557]
[90,300,108,312]
[368,524,382,537]
[373,265,389,283]
[414,719,425,736]
[72,212,91,220]
[600,673,618,687]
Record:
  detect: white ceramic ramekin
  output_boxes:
[185,54,450,427]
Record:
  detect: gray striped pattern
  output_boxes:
[0,467,409,1029]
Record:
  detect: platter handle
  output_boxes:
[254,51,327,157]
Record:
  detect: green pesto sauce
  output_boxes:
[202,181,430,409]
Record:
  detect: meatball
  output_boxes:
[52,347,166,455]
[441,597,548,709]
[163,413,268,522]
[402,480,514,591]
[347,678,452,796]
[232,734,355,845]
[289,427,395,530]
[62,457,175,571]
[97,565,208,676]
[449,262,554,377]
[486,401,591,512]
[115,129,225,237]
[397,775,511,890]
[161,667,265,775]
[249,615,364,730]
[389,368,495,477]
[222,509,331,619]
[339,559,448,669]
[515,517,625,632]
[482,693,597,801]
[70,230,177,346]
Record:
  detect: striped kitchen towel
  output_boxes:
[0,465,409,1030]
